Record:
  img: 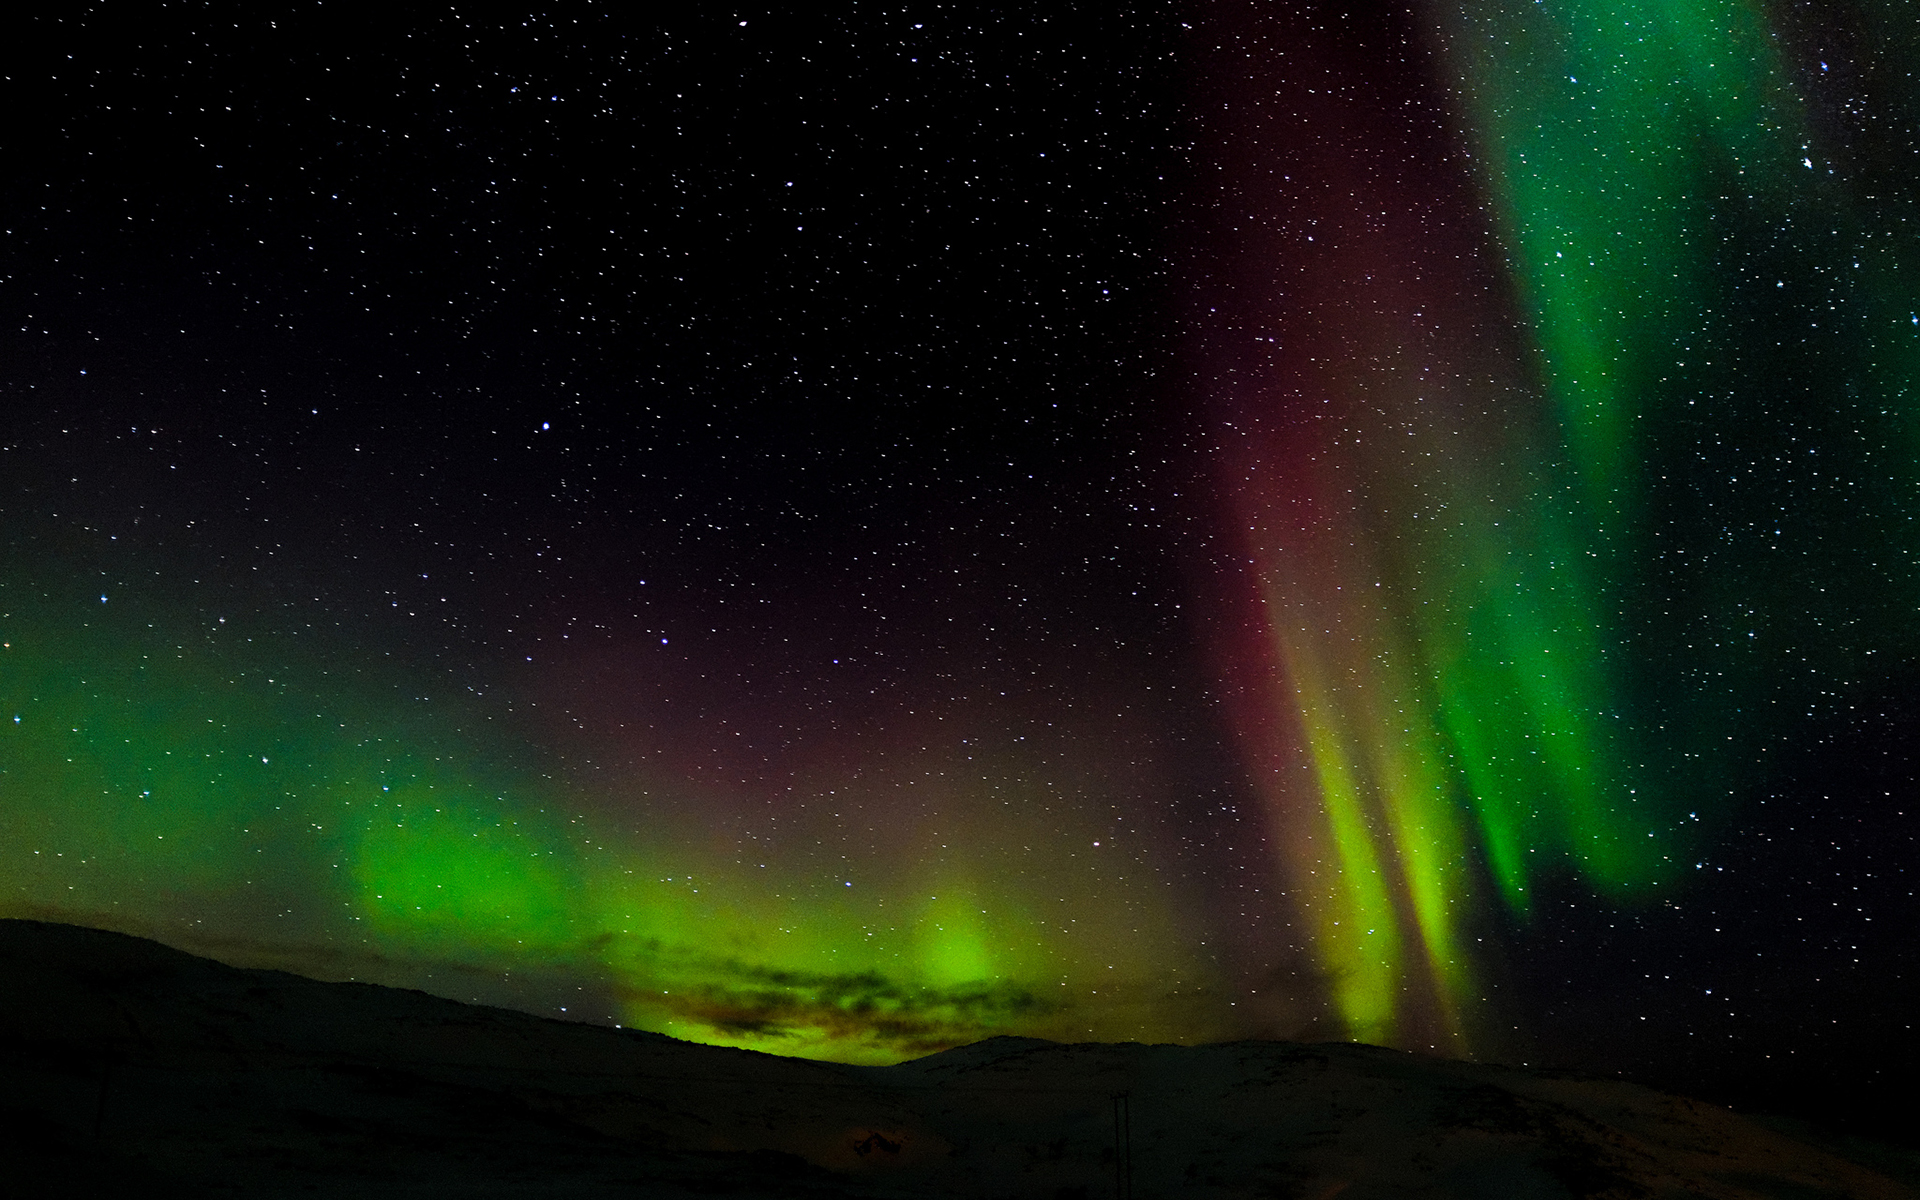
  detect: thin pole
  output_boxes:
[1112,1091,1132,1200]
[93,1053,114,1139]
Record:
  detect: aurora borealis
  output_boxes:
[4,0,1918,1130]
[1185,0,1920,1057]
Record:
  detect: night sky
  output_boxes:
[4,0,1916,1137]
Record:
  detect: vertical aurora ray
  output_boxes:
[1185,0,1920,1050]
[1440,0,1920,888]
[1441,0,1800,501]
[1182,1,1575,1049]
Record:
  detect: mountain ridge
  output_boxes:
[2,917,1912,1198]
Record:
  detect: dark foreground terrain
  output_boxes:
[2,919,1914,1198]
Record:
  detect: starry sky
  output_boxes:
[3,0,1916,1136]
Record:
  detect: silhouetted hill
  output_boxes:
[2,918,1913,1198]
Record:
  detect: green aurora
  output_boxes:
[0,573,1230,1062]
[7,0,1920,1067]
[1196,0,1920,1049]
